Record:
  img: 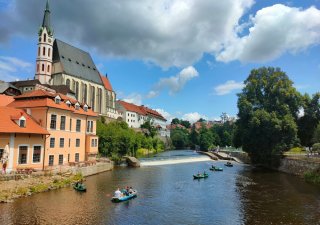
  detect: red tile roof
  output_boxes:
[0,94,14,106]
[118,100,146,115]
[9,90,97,117]
[0,107,49,135]
[117,100,166,121]
[100,74,113,91]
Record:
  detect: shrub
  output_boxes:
[312,143,320,152]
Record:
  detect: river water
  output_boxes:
[0,150,319,225]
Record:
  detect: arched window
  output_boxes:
[66,79,70,88]
[47,65,50,73]
[91,86,95,111]
[37,64,39,72]
[38,47,40,56]
[75,82,79,100]
[42,64,44,72]
[98,88,102,113]
[48,48,51,57]
[43,47,46,56]
[84,84,87,103]
[44,33,47,42]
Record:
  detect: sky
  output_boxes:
[0,0,320,123]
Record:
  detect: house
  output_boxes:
[0,81,21,96]
[8,89,99,168]
[0,106,49,172]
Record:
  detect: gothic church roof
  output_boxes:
[52,39,103,85]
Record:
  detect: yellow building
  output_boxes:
[8,89,98,169]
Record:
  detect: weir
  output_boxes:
[140,155,211,166]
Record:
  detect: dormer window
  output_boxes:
[83,104,88,112]
[66,100,71,107]
[55,95,61,104]
[19,117,26,128]
[75,102,80,110]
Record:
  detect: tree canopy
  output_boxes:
[235,67,301,165]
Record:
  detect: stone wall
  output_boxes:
[220,150,251,164]
[278,157,320,176]
[71,162,114,177]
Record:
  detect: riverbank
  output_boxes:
[0,161,113,203]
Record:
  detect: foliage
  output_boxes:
[297,93,320,147]
[170,118,191,128]
[234,67,301,165]
[170,128,189,149]
[304,168,320,184]
[312,124,320,144]
[97,120,165,161]
[312,143,320,152]
[141,119,158,138]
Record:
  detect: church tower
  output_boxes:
[35,0,54,84]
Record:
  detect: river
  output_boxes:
[0,150,319,225]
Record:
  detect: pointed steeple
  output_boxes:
[42,0,52,35]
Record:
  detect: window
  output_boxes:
[58,154,63,165]
[84,105,88,112]
[33,146,41,163]
[69,118,72,131]
[38,47,40,56]
[50,114,57,129]
[43,46,46,56]
[49,155,54,166]
[19,119,26,127]
[76,119,81,132]
[60,116,66,130]
[42,64,44,72]
[75,82,79,99]
[91,139,94,147]
[44,33,47,42]
[76,139,80,147]
[75,104,80,110]
[50,138,55,148]
[59,138,64,148]
[87,120,91,133]
[48,48,51,57]
[0,149,3,159]
[18,146,28,164]
[90,121,93,133]
[66,79,70,88]
[66,101,71,107]
[75,153,79,162]
[94,139,98,147]
[68,154,70,162]
[68,138,71,147]
[47,65,50,73]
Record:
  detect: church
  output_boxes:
[33,0,119,120]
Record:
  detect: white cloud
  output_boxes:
[0,0,254,68]
[214,80,244,95]
[182,112,208,123]
[149,66,199,97]
[154,108,174,123]
[122,93,143,105]
[217,4,320,62]
[0,56,32,81]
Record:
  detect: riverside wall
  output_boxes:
[278,157,320,176]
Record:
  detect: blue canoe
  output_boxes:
[111,191,137,203]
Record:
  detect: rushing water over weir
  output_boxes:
[0,150,319,225]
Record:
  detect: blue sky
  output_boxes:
[0,0,320,123]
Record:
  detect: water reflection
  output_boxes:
[0,150,319,225]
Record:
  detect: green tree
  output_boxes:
[235,67,301,165]
[312,124,320,143]
[171,118,180,124]
[180,120,191,129]
[171,128,189,149]
[141,119,157,138]
[199,128,214,151]
[297,93,320,147]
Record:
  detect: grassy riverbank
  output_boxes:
[0,173,83,203]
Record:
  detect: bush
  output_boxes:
[288,147,303,153]
[304,170,320,184]
[312,143,320,152]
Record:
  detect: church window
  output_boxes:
[91,86,95,111]
[38,47,40,56]
[42,64,44,72]
[61,56,65,59]
[66,79,70,88]
[37,64,39,72]
[47,65,50,73]
[68,58,71,62]
[43,47,46,56]
[44,33,47,42]
[76,61,79,64]
[83,84,88,103]
[88,66,91,69]
[98,88,102,113]
[75,82,79,100]
[82,63,85,67]
[48,48,51,57]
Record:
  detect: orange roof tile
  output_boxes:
[9,90,98,117]
[0,107,49,135]
[117,100,146,115]
[0,94,14,106]
[100,74,113,91]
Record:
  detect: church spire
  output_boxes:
[42,0,52,36]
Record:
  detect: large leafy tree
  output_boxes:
[235,67,301,165]
[297,93,320,147]
[171,128,189,149]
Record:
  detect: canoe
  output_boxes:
[73,183,86,192]
[193,173,209,179]
[210,166,223,171]
[111,190,137,203]
[225,163,233,167]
